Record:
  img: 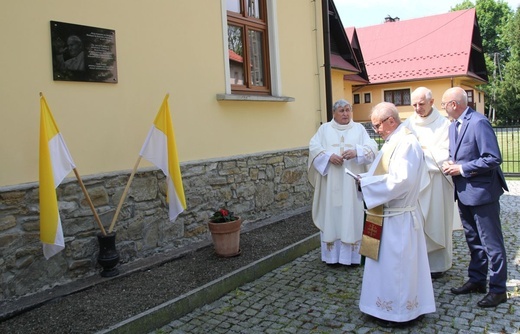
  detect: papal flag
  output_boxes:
[39,94,76,259]
[140,94,186,221]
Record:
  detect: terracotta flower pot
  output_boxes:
[208,218,242,257]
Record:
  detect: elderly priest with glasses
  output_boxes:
[356,102,436,328]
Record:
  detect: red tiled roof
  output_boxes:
[345,27,355,42]
[229,49,243,63]
[344,27,369,83]
[344,73,369,84]
[330,53,359,72]
[354,9,481,84]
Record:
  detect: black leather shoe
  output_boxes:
[373,315,423,328]
[376,319,400,328]
[451,281,487,295]
[431,272,445,279]
[477,292,508,307]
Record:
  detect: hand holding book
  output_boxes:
[345,167,362,191]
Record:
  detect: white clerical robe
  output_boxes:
[403,107,462,272]
[308,120,378,264]
[359,124,436,322]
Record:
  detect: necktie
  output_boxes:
[455,121,461,141]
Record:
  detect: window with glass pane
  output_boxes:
[227,0,241,13]
[466,90,474,103]
[228,25,245,85]
[384,91,392,102]
[466,90,476,109]
[395,94,402,105]
[248,30,264,86]
[247,0,262,19]
[227,0,269,95]
[403,92,410,105]
[383,89,410,106]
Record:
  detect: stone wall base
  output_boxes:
[0,148,312,300]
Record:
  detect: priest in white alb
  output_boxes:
[403,87,461,279]
[358,102,435,327]
[308,99,378,265]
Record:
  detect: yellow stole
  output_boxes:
[359,131,404,261]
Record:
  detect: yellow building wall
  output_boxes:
[0,0,326,187]
[350,88,372,122]
[343,82,354,105]
[327,69,355,121]
[348,78,486,123]
[459,82,486,114]
[330,70,348,104]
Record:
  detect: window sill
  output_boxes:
[216,94,295,102]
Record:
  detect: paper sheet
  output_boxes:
[344,167,359,180]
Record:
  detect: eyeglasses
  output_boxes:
[440,100,456,109]
[372,116,391,131]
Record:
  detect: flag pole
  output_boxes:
[108,156,142,233]
[72,168,107,236]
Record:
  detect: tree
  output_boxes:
[452,1,474,10]
[496,8,520,123]
[452,0,512,60]
[452,0,515,123]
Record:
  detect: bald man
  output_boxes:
[403,87,459,279]
[442,87,508,308]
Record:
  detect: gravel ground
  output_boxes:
[0,211,318,334]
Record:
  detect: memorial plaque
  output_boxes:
[50,21,118,83]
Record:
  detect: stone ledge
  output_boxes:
[216,94,295,102]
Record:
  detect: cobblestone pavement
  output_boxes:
[152,182,520,334]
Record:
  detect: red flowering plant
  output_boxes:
[210,208,239,223]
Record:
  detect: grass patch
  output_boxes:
[369,126,520,174]
[496,129,520,174]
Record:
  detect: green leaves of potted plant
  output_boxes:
[207,208,242,257]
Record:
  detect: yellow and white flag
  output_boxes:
[39,95,76,259]
[140,95,186,221]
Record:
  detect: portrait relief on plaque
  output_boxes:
[50,21,118,83]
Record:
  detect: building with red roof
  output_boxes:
[344,8,488,122]
[323,0,369,122]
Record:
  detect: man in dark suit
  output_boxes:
[441,87,508,308]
